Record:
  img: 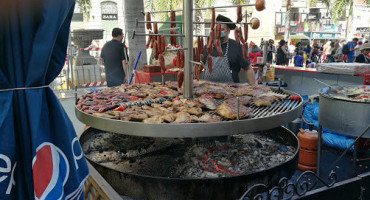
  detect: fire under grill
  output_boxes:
[80,126,299,200]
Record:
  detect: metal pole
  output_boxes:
[284,0,291,42]
[67,32,72,90]
[317,124,322,176]
[183,0,193,99]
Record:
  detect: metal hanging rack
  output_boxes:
[134,1,259,98]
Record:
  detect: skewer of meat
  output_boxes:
[146,12,152,30]
[170,11,176,28]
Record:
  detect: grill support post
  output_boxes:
[183,0,193,99]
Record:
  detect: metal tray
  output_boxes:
[75,88,303,138]
[319,85,370,137]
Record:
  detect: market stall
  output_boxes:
[71,1,370,200]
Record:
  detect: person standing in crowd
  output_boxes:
[248,45,262,65]
[294,42,303,56]
[294,51,304,67]
[332,42,343,62]
[310,42,321,63]
[354,41,363,57]
[276,40,288,65]
[100,28,127,87]
[267,39,276,64]
[202,15,255,85]
[303,44,312,55]
[354,43,370,63]
[322,41,332,61]
[346,37,359,63]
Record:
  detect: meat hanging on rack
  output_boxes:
[234,28,240,45]
[207,55,213,73]
[215,39,223,57]
[194,65,199,81]
[238,27,245,44]
[146,12,152,30]
[211,8,215,30]
[216,22,221,40]
[170,11,176,28]
[160,35,165,53]
[180,50,185,68]
[153,40,159,60]
[244,23,249,41]
[236,6,242,23]
[177,50,181,68]
[207,30,214,51]
[243,43,249,61]
[159,53,166,72]
[153,22,158,34]
[146,31,152,49]
[177,70,184,88]
[170,29,177,46]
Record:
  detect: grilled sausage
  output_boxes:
[234,28,240,45]
[207,55,213,73]
[150,34,155,48]
[244,23,248,41]
[159,53,166,71]
[199,37,204,55]
[146,12,152,30]
[153,22,158,34]
[243,43,249,61]
[170,11,176,28]
[177,70,184,88]
[237,6,242,23]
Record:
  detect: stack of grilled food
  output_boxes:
[76,81,288,123]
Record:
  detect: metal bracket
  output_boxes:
[239,170,337,200]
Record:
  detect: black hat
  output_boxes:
[216,15,236,30]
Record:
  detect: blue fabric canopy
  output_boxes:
[0,0,89,199]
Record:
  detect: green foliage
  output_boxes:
[76,0,91,20]
[309,0,353,21]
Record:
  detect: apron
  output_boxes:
[203,41,233,83]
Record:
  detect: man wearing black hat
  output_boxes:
[202,15,255,85]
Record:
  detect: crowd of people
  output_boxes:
[248,37,370,68]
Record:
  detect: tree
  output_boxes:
[123,0,148,73]
[310,0,369,21]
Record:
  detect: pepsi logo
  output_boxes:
[32,143,70,200]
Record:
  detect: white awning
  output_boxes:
[290,34,309,40]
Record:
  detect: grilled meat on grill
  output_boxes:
[216,101,254,120]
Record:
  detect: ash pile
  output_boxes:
[83,132,296,178]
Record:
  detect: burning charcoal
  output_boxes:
[254,139,263,148]
[129,158,136,163]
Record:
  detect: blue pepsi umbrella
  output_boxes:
[0,0,89,199]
